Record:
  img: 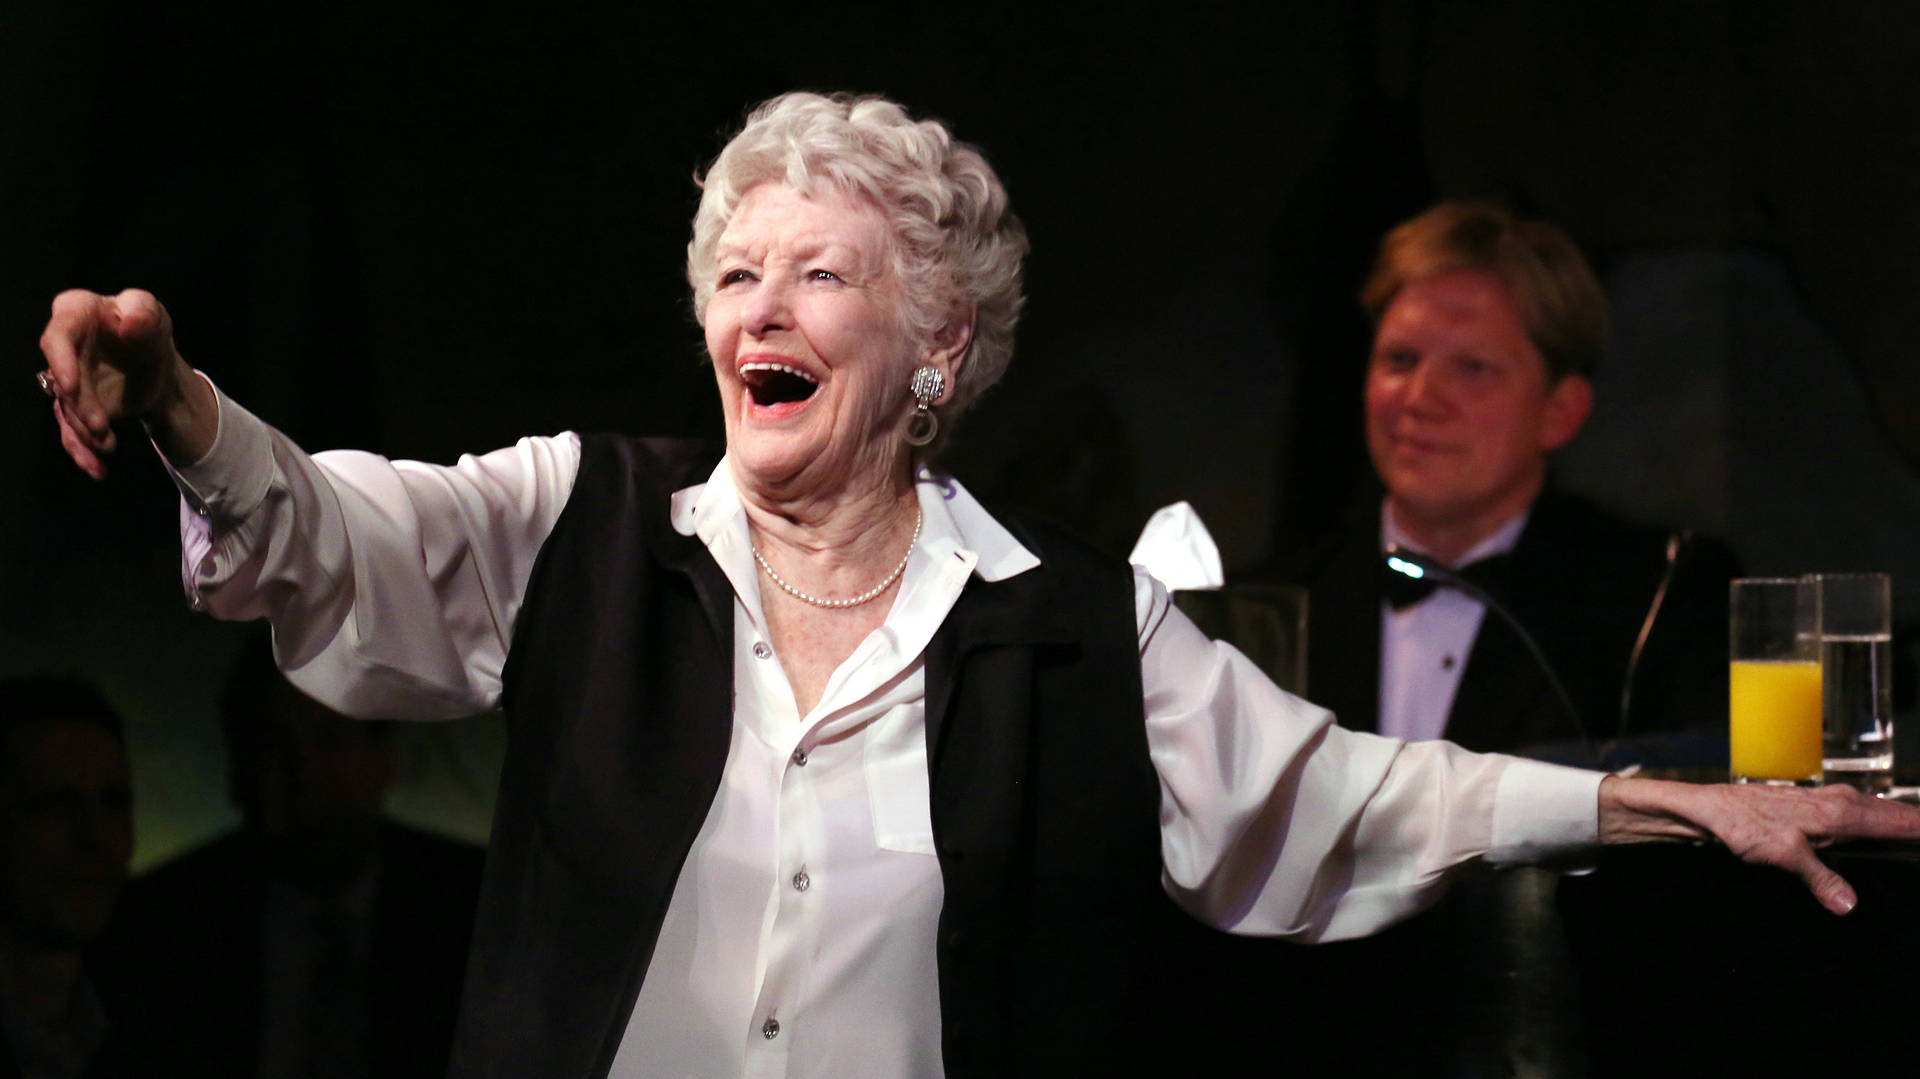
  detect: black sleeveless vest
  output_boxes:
[447,435,1168,1078]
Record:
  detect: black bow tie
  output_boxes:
[1381,552,1515,610]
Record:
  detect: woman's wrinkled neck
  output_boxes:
[731,446,919,561]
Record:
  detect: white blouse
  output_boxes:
[170,379,1602,1079]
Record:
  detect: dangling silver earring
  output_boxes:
[905,366,945,447]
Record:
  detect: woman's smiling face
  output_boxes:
[705,183,923,498]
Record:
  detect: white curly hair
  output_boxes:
[687,92,1028,433]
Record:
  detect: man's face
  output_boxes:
[0,719,133,950]
[1364,268,1590,540]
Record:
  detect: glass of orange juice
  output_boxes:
[1729,577,1823,785]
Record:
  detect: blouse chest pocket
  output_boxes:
[862,702,939,856]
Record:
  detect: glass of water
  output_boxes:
[1817,572,1894,792]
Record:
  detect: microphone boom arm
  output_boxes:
[1384,544,1594,766]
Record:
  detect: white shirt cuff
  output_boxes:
[157,373,276,524]
[1487,758,1604,864]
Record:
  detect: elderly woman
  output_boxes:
[38,92,1920,1078]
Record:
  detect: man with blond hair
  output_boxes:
[1272,201,1737,760]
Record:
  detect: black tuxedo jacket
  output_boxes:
[1252,489,1739,757]
[1205,490,1742,1075]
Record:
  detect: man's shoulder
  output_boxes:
[1522,489,1740,578]
[104,831,263,965]
[124,830,257,897]
[1526,489,1660,545]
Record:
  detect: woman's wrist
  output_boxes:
[142,360,219,465]
[1597,776,1712,846]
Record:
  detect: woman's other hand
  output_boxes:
[38,288,215,478]
[1598,776,1920,915]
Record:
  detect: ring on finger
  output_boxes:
[35,370,56,398]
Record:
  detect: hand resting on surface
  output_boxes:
[1599,777,1920,915]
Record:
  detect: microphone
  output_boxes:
[1618,530,1688,741]
[1383,544,1593,765]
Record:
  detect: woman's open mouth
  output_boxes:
[740,362,820,407]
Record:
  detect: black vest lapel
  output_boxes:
[919,517,1165,1077]
[646,504,734,645]
[923,566,1078,768]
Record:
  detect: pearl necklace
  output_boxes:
[752,507,923,609]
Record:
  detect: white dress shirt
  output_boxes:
[1378,504,1530,742]
[170,380,1602,1079]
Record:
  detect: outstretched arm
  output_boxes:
[1140,567,1602,943]
[39,288,217,477]
[39,286,582,721]
[1599,777,1920,914]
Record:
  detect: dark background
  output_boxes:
[6,0,1919,867]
